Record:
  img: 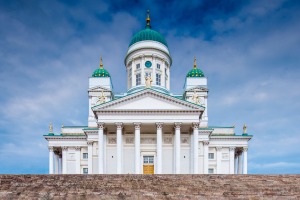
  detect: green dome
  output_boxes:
[186,68,205,77]
[92,68,110,77]
[129,27,168,47]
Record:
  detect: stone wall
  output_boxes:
[0,175,299,200]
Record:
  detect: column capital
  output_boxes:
[48,146,54,151]
[62,146,68,151]
[229,147,236,151]
[203,141,209,146]
[97,122,105,129]
[174,122,181,129]
[75,146,81,151]
[192,122,199,130]
[243,147,248,152]
[115,122,123,129]
[87,141,93,145]
[134,122,141,129]
[216,147,222,151]
[156,122,163,129]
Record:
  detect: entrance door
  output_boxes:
[143,156,154,174]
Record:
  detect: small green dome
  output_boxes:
[92,68,110,77]
[129,27,168,47]
[92,57,110,77]
[186,57,205,77]
[186,68,205,77]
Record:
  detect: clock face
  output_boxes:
[145,61,152,68]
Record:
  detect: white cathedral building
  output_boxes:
[44,12,252,175]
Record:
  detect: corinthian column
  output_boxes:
[134,122,141,174]
[62,146,68,174]
[243,147,248,174]
[192,123,199,174]
[216,147,222,174]
[156,122,163,174]
[48,147,54,174]
[174,123,181,174]
[229,147,236,174]
[75,146,81,174]
[97,123,104,174]
[116,122,123,174]
[87,141,93,174]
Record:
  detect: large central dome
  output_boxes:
[128,11,168,47]
[129,27,168,47]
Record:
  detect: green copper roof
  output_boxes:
[129,27,168,47]
[92,57,111,77]
[186,57,205,77]
[92,68,110,77]
[186,68,205,77]
[129,10,168,47]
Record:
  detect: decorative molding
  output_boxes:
[48,146,54,151]
[243,147,248,152]
[62,146,68,151]
[203,141,209,146]
[126,137,134,144]
[108,138,116,144]
[115,122,123,129]
[141,138,156,144]
[174,122,181,129]
[216,147,223,151]
[229,147,236,151]
[181,137,189,144]
[156,122,163,129]
[134,122,141,130]
[192,122,199,130]
[163,137,172,144]
[97,122,104,129]
[87,141,93,145]
[75,146,81,151]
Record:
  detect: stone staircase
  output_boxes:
[0,175,299,199]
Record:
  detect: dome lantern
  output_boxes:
[92,57,111,77]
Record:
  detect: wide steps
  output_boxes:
[0,175,299,199]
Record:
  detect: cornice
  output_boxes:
[210,136,252,141]
[44,136,87,141]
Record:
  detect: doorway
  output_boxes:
[143,156,154,174]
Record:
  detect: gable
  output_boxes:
[92,89,204,111]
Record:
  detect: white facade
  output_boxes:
[44,13,252,175]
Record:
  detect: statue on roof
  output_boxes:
[97,90,106,104]
[145,76,152,88]
[49,122,53,133]
[243,123,247,134]
[192,90,200,104]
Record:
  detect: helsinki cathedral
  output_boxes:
[44,11,252,175]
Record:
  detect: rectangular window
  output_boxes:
[143,156,154,164]
[208,153,214,159]
[157,64,160,69]
[136,63,140,69]
[208,168,214,174]
[83,153,88,159]
[83,168,88,174]
[136,73,141,85]
[145,72,151,78]
[156,73,161,85]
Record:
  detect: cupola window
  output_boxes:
[136,73,141,85]
[156,73,161,85]
[157,64,160,69]
[136,63,140,69]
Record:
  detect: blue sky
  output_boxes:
[0,0,300,174]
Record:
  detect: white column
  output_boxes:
[203,141,209,174]
[97,123,104,174]
[58,155,62,174]
[116,122,123,174]
[87,141,93,174]
[238,150,243,174]
[131,59,135,88]
[62,147,68,174]
[49,147,54,174]
[75,146,81,174]
[156,123,163,174]
[229,147,236,174]
[216,147,222,174]
[174,123,181,174]
[55,153,59,174]
[152,56,156,85]
[192,123,199,174]
[243,147,248,174]
[134,123,141,174]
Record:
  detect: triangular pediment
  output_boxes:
[92,89,204,111]
[185,86,208,92]
[88,85,111,92]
